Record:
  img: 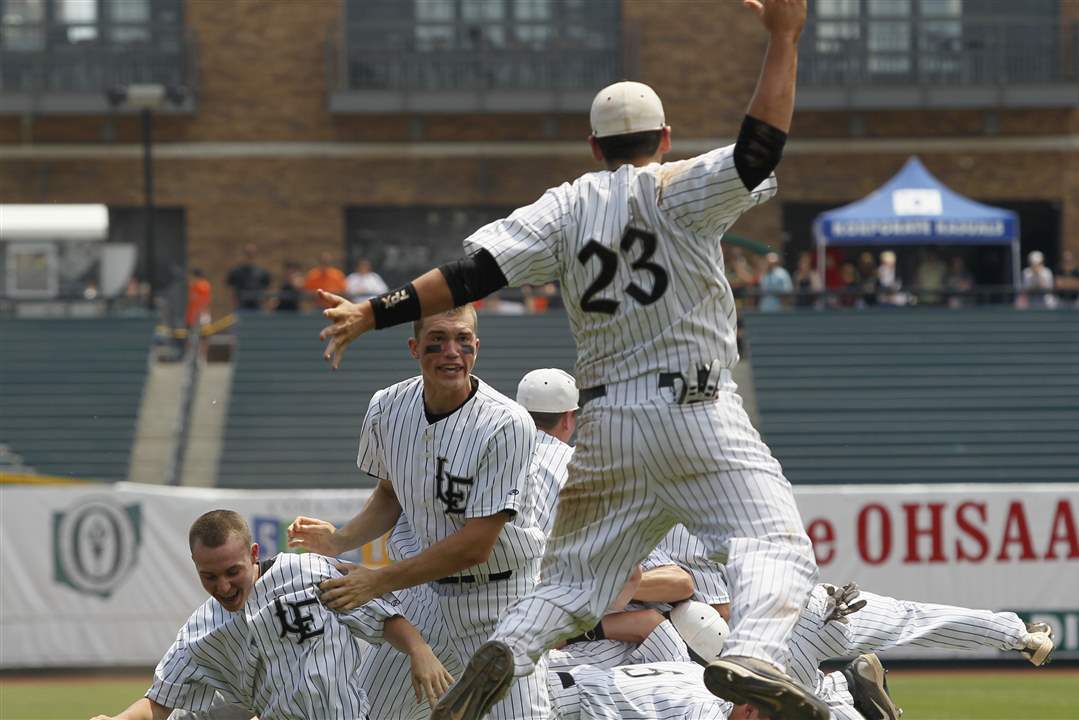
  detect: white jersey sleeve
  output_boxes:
[307,554,401,643]
[656,145,777,238]
[463,185,573,287]
[356,389,389,480]
[466,409,537,519]
[659,525,730,605]
[147,605,247,712]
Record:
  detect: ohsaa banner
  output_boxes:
[0,482,1075,668]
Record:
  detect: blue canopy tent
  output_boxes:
[813,157,1021,290]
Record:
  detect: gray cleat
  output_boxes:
[841,653,903,720]
[704,655,831,720]
[431,640,514,720]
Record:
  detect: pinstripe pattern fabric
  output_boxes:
[786,585,1030,689]
[493,371,817,675]
[546,661,863,720]
[355,376,552,717]
[463,146,777,389]
[165,692,253,720]
[658,525,731,605]
[530,431,575,538]
[148,554,396,718]
[548,662,731,720]
[356,375,545,576]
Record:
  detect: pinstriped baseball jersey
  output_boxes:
[657,525,731,605]
[148,553,397,719]
[550,661,731,720]
[464,147,777,388]
[357,375,544,576]
[530,431,575,537]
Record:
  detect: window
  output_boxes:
[343,0,619,92]
[0,0,44,50]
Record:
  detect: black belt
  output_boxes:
[579,367,721,408]
[435,570,512,585]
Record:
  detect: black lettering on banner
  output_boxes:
[576,228,669,314]
[274,596,325,643]
[436,457,474,514]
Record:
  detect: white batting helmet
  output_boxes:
[670,600,730,662]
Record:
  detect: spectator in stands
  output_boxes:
[914,248,947,306]
[1021,250,1056,309]
[186,268,212,328]
[272,261,304,312]
[304,252,347,307]
[1055,250,1079,307]
[757,252,792,312]
[482,291,527,315]
[944,256,975,308]
[522,282,559,313]
[792,250,821,309]
[857,251,878,307]
[345,258,389,302]
[838,261,859,308]
[226,244,271,312]
[725,247,757,309]
[877,250,906,306]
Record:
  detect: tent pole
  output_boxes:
[1011,239,1021,298]
[815,227,826,300]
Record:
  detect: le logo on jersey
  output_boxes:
[435,457,473,515]
[274,596,324,643]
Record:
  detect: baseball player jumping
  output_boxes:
[288,306,551,718]
[88,510,450,720]
[313,1,822,718]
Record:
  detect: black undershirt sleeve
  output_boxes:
[733,115,788,193]
[438,249,510,306]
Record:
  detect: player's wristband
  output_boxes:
[564,620,607,645]
[370,282,421,329]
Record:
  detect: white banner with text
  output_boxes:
[0,482,1075,668]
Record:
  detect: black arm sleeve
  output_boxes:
[438,249,509,306]
[733,115,788,193]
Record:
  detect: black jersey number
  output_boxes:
[577,228,669,315]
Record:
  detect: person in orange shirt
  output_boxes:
[186,268,212,328]
[304,252,347,306]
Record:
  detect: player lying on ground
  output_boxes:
[88,510,451,720]
[653,522,1056,688]
[313,2,825,719]
[288,306,554,718]
[544,654,896,720]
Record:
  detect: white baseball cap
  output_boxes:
[590,81,666,139]
[670,600,730,663]
[516,368,579,413]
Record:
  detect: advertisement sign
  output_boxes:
[1,482,1075,668]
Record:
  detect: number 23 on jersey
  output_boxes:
[577,227,669,314]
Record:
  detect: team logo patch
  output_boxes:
[52,497,142,599]
[435,457,473,514]
[274,596,324,643]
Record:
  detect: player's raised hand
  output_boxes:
[318,289,374,369]
[409,643,455,707]
[743,0,806,41]
[287,515,341,556]
[319,561,385,611]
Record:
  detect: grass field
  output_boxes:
[1,669,1077,720]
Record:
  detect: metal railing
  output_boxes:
[799,16,1079,89]
[0,24,197,112]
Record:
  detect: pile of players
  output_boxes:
[89,353,1054,720]
[90,2,1054,718]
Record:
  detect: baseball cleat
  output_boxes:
[704,656,830,720]
[841,653,903,720]
[431,640,514,720]
[1020,622,1055,666]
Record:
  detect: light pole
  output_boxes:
[106,83,186,309]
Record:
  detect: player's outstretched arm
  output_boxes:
[89,697,172,720]
[744,0,805,134]
[289,478,402,555]
[319,249,509,369]
[383,616,455,708]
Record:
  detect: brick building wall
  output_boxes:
[0,0,1075,313]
